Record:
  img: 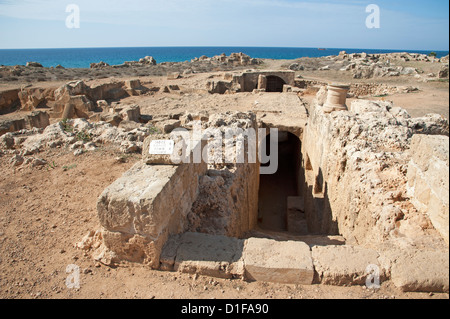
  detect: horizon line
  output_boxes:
[0,45,448,53]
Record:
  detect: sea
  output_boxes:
[0,47,448,69]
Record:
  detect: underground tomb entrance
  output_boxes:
[258,131,305,233]
[257,130,339,237]
[265,75,286,93]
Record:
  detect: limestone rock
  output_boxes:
[118,120,142,132]
[438,65,449,79]
[124,79,141,90]
[26,62,43,68]
[390,249,449,292]
[22,122,70,153]
[139,56,157,65]
[155,119,181,134]
[10,154,24,166]
[407,134,449,245]
[0,119,26,136]
[97,163,178,266]
[119,105,141,123]
[312,245,386,286]
[17,88,51,111]
[142,133,204,165]
[101,114,123,127]
[243,238,314,285]
[174,232,244,279]
[54,81,90,101]
[315,86,328,106]
[97,160,207,268]
[90,61,110,69]
[288,63,304,71]
[25,111,50,129]
[0,133,15,149]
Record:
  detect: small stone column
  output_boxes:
[257,75,267,91]
[322,84,350,113]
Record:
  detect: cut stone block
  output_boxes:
[119,105,141,123]
[125,79,142,90]
[312,245,385,286]
[97,160,207,268]
[174,232,244,279]
[243,238,314,285]
[155,119,182,134]
[390,249,449,293]
[26,111,50,129]
[407,134,449,245]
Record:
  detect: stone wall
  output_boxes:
[241,71,295,92]
[301,97,449,247]
[406,134,449,245]
[187,163,259,238]
[187,112,260,237]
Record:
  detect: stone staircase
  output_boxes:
[158,231,449,293]
[160,231,344,285]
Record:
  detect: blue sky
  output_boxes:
[0,0,448,50]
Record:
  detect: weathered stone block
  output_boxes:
[0,118,26,136]
[312,245,385,286]
[119,105,141,123]
[243,238,314,285]
[174,232,244,279]
[97,155,207,267]
[125,79,142,90]
[155,119,181,134]
[26,111,50,129]
[168,72,181,80]
[160,234,182,271]
[257,74,267,90]
[409,134,449,172]
[407,134,449,245]
[390,249,449,293]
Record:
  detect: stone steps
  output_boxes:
[161,232,315,285]
[159,231,450,293]
[246,228,346,248]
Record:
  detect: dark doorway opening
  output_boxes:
[258,132,305,233]
[266,76,286,92]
